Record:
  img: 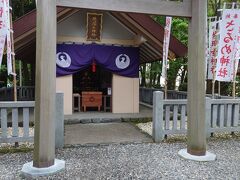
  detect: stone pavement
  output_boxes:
[64,122,153,145]
[64,105,152,124]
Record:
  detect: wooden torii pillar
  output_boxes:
[21,0,65,177]
[178,0,216,161]
[21,0,215,178]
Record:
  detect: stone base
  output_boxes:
[178,149,216,162]
[21,159,65,178]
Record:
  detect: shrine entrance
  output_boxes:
[73,65,112,112]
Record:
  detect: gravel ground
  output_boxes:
[136,122,153,136]
[0,137,240,180]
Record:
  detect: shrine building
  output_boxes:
[13,8,187,115]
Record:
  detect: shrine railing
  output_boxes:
[140,87,234,105]
[0,93,64,148]
[152,91,240,142]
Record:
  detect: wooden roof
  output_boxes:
[13,8,187,64]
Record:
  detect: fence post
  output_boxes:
[55,92,64,148]
[152,91,164,142]
[205,97,211,138]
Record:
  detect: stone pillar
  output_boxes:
[178,0,216,161]
[21,0,65,178]
[55,92,64,148]
[152,91,164,142]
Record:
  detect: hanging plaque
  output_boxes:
[86,13,103,41]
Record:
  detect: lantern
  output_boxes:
[92,61,96,73]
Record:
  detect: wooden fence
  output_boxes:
[153,91,240,142]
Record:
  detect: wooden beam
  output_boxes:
[57,36,137,46]
[115,13,176,59]
[141,45,160,60]
[112,13,165,55]
[140,52,158,62]
[56,0,192,17]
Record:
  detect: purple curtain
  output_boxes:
[56,44,139,78]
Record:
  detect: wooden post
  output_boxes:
[218,81,221,96]
[212,80,215,98]
[187,0,207,156]
[33,0,57,168]
[19,61,22,87]
[164,69,168,99]
[9,0,17,101]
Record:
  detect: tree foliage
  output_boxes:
[139,16,188,90]
[12,0,36,20]
[140,0,240,96]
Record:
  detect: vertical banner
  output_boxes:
[161,17,172,82]
[205,18,210,79]
[0,0,7,68]
[207,21,218,80]
[216,9,240,82]
[5,0,12,75]
[234,17,240,77]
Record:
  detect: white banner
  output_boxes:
[161,17,172,83]
[216,9,240,82]
[5,0,12,75]
[207,21,218,80]
[233,17,240,78]
[0,0,7,68]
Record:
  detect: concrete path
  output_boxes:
[64,123,153,145]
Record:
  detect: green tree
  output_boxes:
[12,0,36,20]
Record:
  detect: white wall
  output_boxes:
[112,74,139,113]
[56,75,73,115]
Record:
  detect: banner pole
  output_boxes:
[9,1,17,101]
[19,60,22,86]
[212,80,215,98]
[218,81,221,96]
[164,24,167,100]
[165,66,168,99]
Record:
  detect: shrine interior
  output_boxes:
[73,65,112,112]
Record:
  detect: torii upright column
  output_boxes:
[33,0,57,168]
[178,0,216,161]
[21,0,65,177]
